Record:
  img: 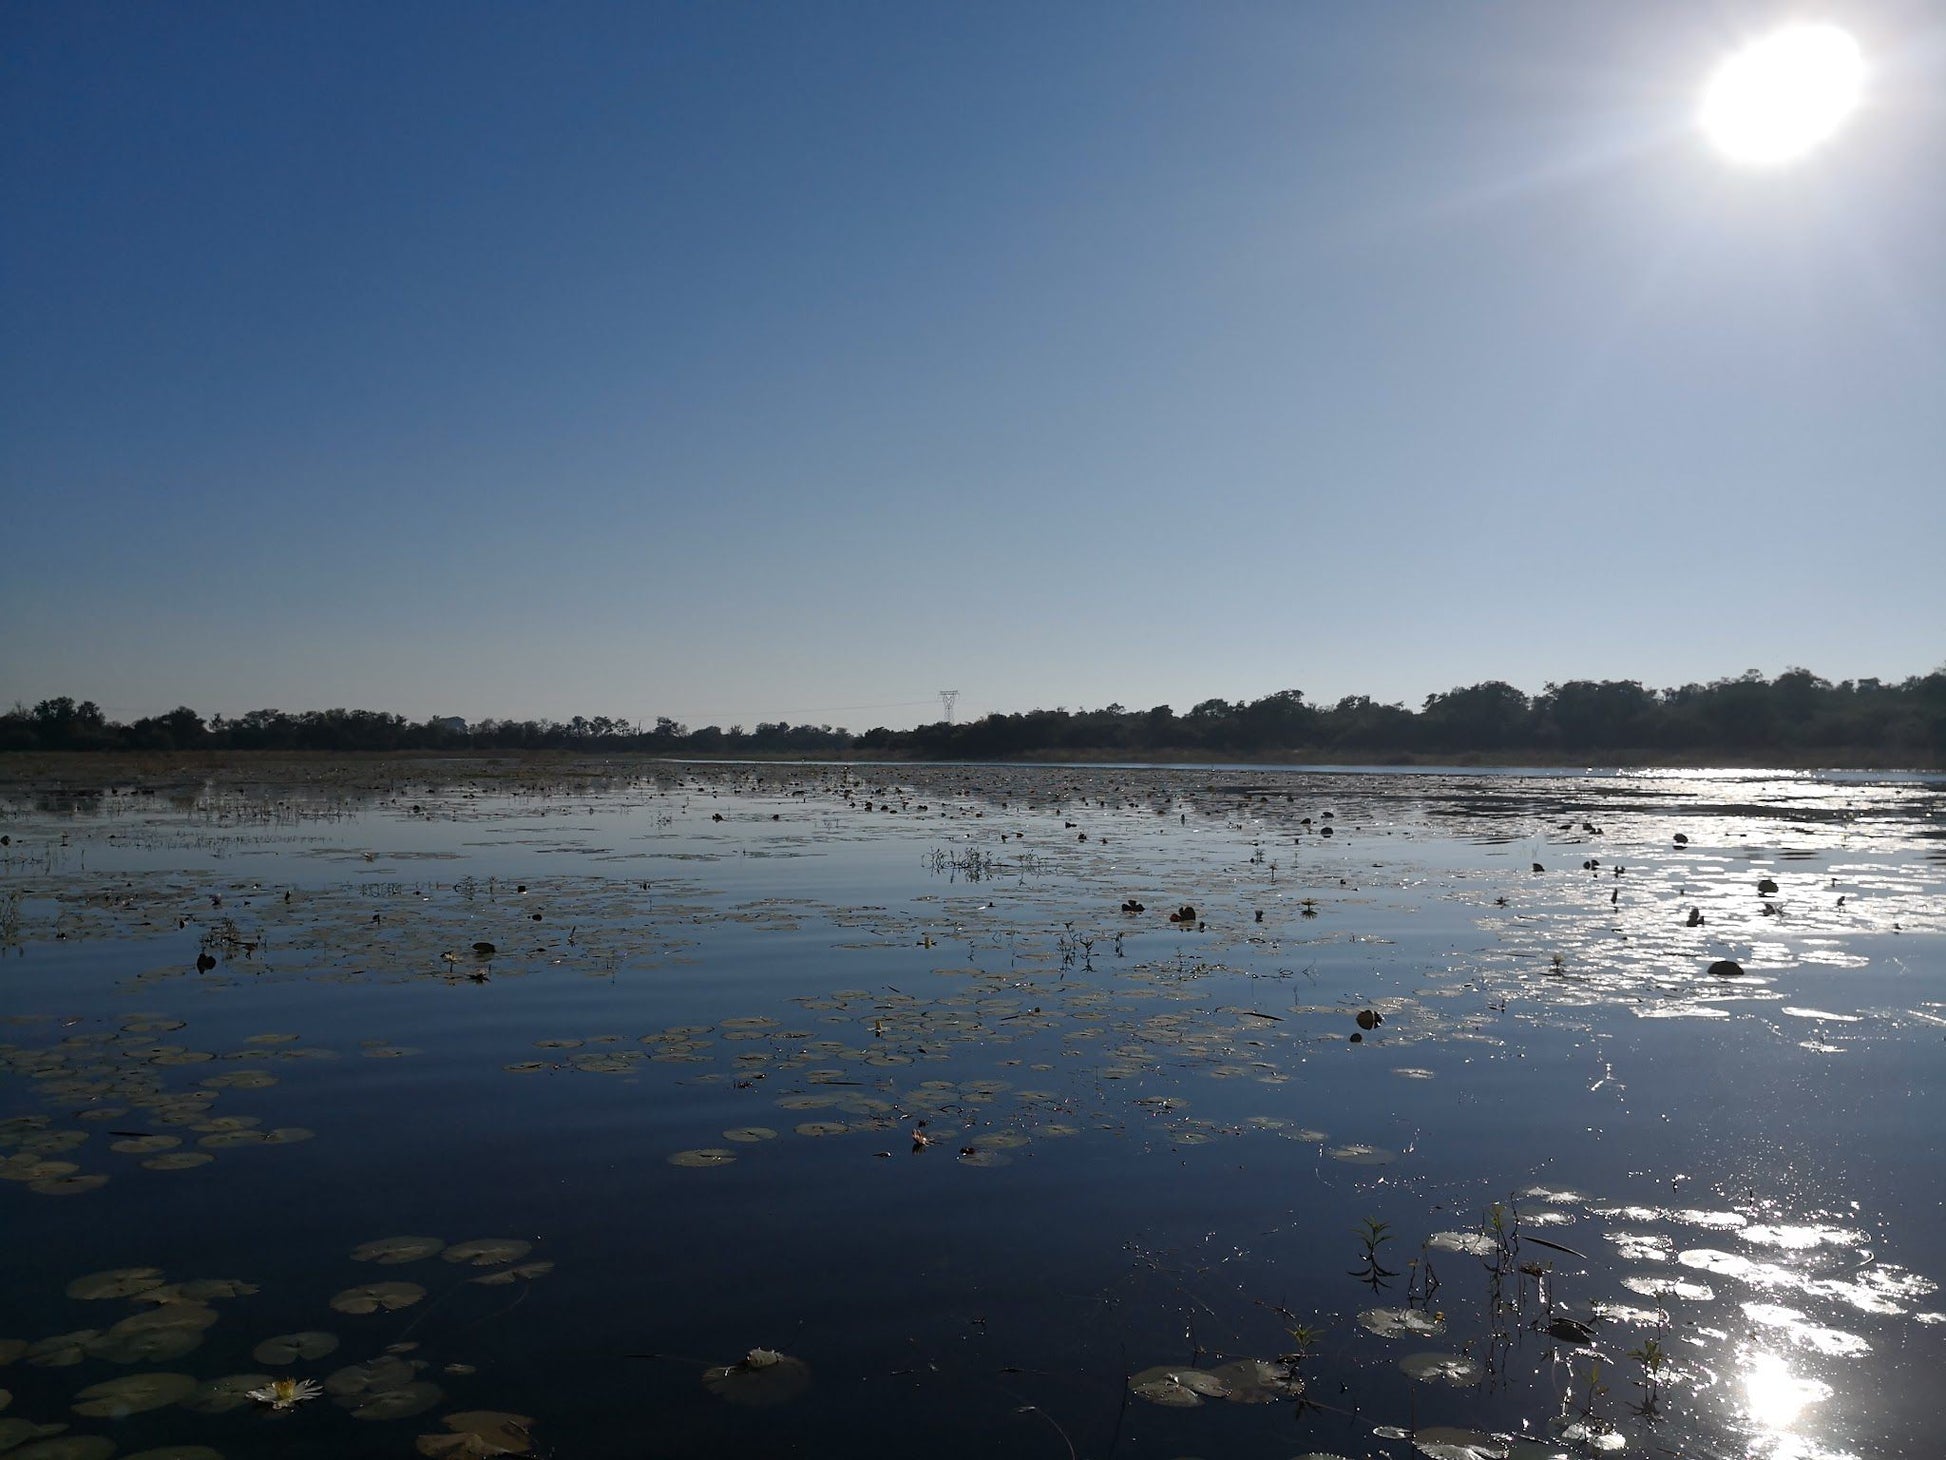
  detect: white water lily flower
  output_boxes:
[246,1376,323,1409]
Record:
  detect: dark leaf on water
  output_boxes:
[251,1332,338,1365]
[441,1240,531,1268]
[702,1349,811,1407]
[415,1410,535,1456]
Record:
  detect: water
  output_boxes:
[1,759,1942,1460]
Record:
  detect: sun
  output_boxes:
[1699,23,1864,166]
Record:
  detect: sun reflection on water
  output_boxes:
[1742,1348,1833,1434]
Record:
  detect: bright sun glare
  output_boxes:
[1700,23,1864,166]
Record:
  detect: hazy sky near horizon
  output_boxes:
[4,2,1942,731]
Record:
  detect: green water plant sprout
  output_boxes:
[1351,1217,1397,1288]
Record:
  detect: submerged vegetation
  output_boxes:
[6,665,1945,764]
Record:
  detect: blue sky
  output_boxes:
[3,2,1941,730]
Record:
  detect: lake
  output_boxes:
[1,758,1942,1460]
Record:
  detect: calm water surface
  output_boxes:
[1,760,1942,1460]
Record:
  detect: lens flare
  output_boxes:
[1700,24,1864,166]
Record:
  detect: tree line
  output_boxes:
[4,668,1943,763]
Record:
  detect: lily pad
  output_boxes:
[721,1127,777,1143]
[107,1304,218,1334]
[1327,1144,1396,1166]
[0,1422,68,1451]
[108,1135,180,1155]
[180,1373,277,1413]
[793,1121,850,1138]
[329,1282,426,1315]
[65,1269,167,1301]
[1401,1351,1486,1386]
[1127,1365,1229,1406]
[415,1410,535,1455]
[85,1325,203,1364]
[668,1149,736,1168]
[1427,1231,1499,1257]
[27,1175,108,1197]
[346,1381,443,1420]
[23,1332,98,1367]
[441,1240,531,1268]
[1413,1429,1511,1460]
[467,1261,553,1288]
[197,1132,266,1150]
[167,1279,256,1302]
[72,1370,197,1416]
[351,1237,445,1265]
[251,1332,338,1365]
[1205,1357,1303,1402]
[325,1357,420,1396]
[702,1349,811,1407]
[142,1153,214,1171]
[123,1449,225,1460]
[8,1439,116,1460]
[1358,1307,1447,1339]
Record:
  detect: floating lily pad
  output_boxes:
[1205,1358,1303,1402]
[1358,1307,1447,1339]
[1402,1352,1486,1386]
[197,1132,266,1150]
[1327,1144,1395,1166]
[199,1071,276,1090]
[1413,1429,1510,1460]
[72,1370,198,1415]
[468,1261,553,1288]
[1127,1365,1228,1407]
[793,1121,849,1138]
[23,1333,97,1367]
[27,1175,108,1197]
[180,1373,276,1413]
[774,1094,837,1111]
[108,1135,180,1155]
[702,1349,811,1407]
[8,1438,116,1460]
[352,1237,445,1266]
[329,1282,426,1315]
[85,1326,203,1364]
[347,1381,443,1420]
[108,1304,218,1334]
[0,1421,68,1450]
[251,1332,338,1365]
[721,1127,777,1143]
[141,1153,213,1171]
[325,1357,420,1396]
[1427,1232,1499,1257]
[441,1240,530,1268]
[668,1149,736,1168]
[65,1268,166,1301]
[415,1410,535,1455]
[168,1279,256,1302]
